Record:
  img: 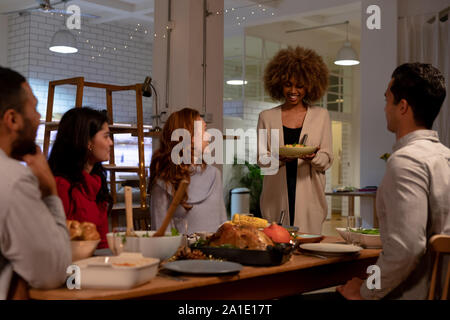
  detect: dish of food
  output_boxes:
[74,253,159,289]
[67,220,101,261]
[350,228,380,235]
[163,260,243,275]
[106,230,183,260]
[67,220,100,241]
[191,222,295,266]
[279,145,318,158]
[336,228,382,248]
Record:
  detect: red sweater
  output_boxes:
[56,171,109,249]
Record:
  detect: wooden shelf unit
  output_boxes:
[43,77,158,228]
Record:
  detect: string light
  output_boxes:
[75,1,277,59]
[219,1,277,26]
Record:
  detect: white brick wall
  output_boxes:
[8,13,153,124]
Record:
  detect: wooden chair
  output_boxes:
[428,234,450,300]
[7,272,29,300]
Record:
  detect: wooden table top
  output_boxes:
[29,237,381,300]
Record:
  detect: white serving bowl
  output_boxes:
[138,231,183,261]
[106,231,146,255]
[71,240,100,262]
[336,228,382,248]
[74,253,160,289]
[106,231,183,260]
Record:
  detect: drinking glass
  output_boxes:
[346,216,362,246]
[173,215,189,246]
[111,227,127,255]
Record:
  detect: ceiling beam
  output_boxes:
[247,0,281,9]
[0,0,38,14]
[91,8,154,24]
[92,13,153,24]
[75,0,135,14]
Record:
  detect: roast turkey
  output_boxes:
[207,222,274,250]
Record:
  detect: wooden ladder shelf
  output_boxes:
[43,77,160,229]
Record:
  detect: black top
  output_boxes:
[283,126,302,226]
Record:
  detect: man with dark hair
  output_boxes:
[0,66,71,299]
[337,63,450,300]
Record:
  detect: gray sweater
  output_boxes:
[0,149,71,299]
[150,165,227,234]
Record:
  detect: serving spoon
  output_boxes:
[153,180,189,237]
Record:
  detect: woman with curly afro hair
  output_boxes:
[257,46,333,234]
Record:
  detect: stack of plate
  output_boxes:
[299,243,362,257]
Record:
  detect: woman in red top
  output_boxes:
[48,107,113,248]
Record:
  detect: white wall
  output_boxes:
[7,13,153,124]
[359,0,398,227]
[398,0,449,16]
[0,16,8,66]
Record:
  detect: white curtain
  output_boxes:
[398,12,450,147]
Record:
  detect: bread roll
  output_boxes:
[66,220,83,240]
[80,221,101,241]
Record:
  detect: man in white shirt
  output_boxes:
[0,67,71,299]
[337,63,450,300]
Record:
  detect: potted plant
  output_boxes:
[227,158,263,218]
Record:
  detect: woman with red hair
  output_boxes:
[148,108,227,234]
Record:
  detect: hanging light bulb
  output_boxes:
[49,30,78,54]
[334,21,359,66]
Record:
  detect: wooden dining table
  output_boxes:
[28,237,381,300]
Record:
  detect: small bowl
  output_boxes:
[71,240,100,262]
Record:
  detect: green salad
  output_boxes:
[349,228,380,235]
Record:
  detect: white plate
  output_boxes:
[299,243,362,256]
[74,252,160,289]
[336,228,382,249]
[163,260,243,275]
